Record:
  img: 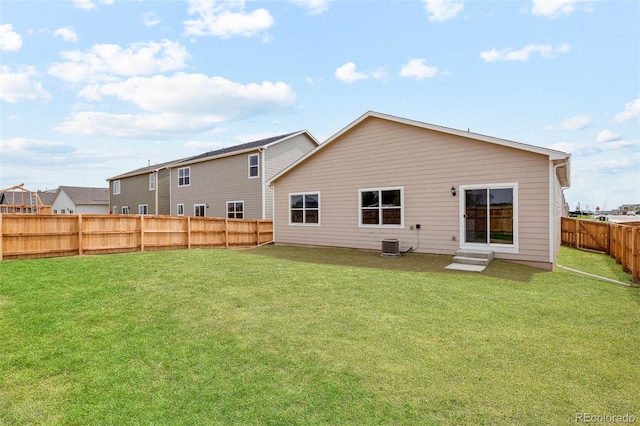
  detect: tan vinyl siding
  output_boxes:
[264,134,318,219]
[170,152,262,218]
[273,117,553,266]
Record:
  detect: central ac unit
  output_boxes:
[381,239,400,257]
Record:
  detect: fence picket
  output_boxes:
[0,213,273,261]
[561,217,640,285]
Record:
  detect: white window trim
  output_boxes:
[113,180,120,195]
[226,200,245,219]
[289,192,321,226]
[122,206,129,214]
[178,167,191,187]
[458,182,519,254]
[194,203,206,217]
[149,173,155,191]
[112,206,117,215]
[177,203,184,216]
[138,204,148,215]
[358,186,404,228]
[248,153,259,179]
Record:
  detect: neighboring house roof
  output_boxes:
[270,110,571,187]
[106,131,319,180]
[38,191,56,205]
[0,189,54,205]
[107,159,180,181]
[174,130,319,167]
[54,186,109,205]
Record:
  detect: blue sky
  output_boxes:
[1,0,638,212]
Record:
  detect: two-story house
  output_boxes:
[170,131,319,219]
[106,131,318,219]
[107,160,176,215]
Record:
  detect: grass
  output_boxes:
[1,246,638,425]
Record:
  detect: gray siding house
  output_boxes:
[269,111,571,270]
[107,160,175,215]
[170,131,319,219]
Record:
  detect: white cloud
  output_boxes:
[54,111,230,138]
[48,40,188,83]
[0,66,52,103]
[288,0,330,15]
[72,0,114,10]
[55,73,296,137]
[335,62,369,83]
[613,97,640,123]
[596,129,621,144]
[480,43,570,62]
[54,26,78,42]
[531,0,584,19]
[549,138,639,155]
[423,0,464,22]
[399,58,439,79]
[184,0,274,38]
[96,73,296,114]
[143,11,162,27]
[0,24,22,51]
[558,114,592,130]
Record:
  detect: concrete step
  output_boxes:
[454,249,494,261]
[444,263,487,272]
[452,255,490,266]
[445,249,494,273]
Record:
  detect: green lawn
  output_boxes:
[1,246,638,425]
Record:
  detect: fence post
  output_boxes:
[632,227,639,285]
[255,220,260,246]
[140,215,145,252]
[78,214,83,256]
[574,218,579,249]
[187,217,191,249]
[225,217,229,249]
[0,214,3,261]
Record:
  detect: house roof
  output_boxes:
[0,187,56,205]
[269,110,571,186]
[173,130,319,167]
[106,130,319,180]
[55,186,109,205]
[107,159,181,181]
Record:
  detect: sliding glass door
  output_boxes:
[464,185,515,247]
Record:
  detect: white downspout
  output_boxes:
[260,148,266,220]
[550,160,570,264]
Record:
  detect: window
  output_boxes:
[53,209,58,214]
[359,187,403,227]
[177,204,184,216]
[139,204,148,215]
[290,192,320,225]
[248,154,259,178]
[178,167,190,186]
[113,180,120,195]
[122,206,130,214]
[149,173,155,191]
[112,206,117,215]
[227,201,244,219]
[194,204,206,217]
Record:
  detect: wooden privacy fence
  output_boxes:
[561,217,640,284]
[0,214,273,261]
